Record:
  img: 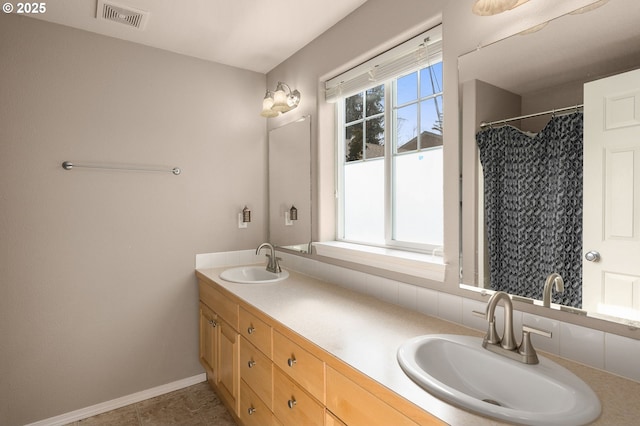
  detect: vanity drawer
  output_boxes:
[273,330,325,402]
[198,279,238,330]
[240,306,272,357]
[326,366,433,426]
[273,367,324,426]
[240,337,273,409]
[240,379,277,426]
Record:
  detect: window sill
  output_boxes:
[312,241,445,282]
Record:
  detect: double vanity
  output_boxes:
[196,261,640,425]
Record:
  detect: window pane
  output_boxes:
[420,96,443,146]
[396,72,417,105]
[420,62,443,98]
[345,92,363,123]
[345,123,363,162]
[365,117,385,159]
[366,85,384,117]
[344,160,385,244]
[396,104,418,153]
[393,149,443,245]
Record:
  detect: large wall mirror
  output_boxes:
[268,116,312,252]
[459,0,640,325]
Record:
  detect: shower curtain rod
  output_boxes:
[480,104,583,129]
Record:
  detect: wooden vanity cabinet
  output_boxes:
[197,274,444,426]
[198,280,240,415]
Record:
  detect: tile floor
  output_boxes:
[65,382,237,426]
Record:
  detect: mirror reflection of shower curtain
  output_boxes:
[477,112,583,307]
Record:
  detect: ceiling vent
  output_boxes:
[96,0,149,30]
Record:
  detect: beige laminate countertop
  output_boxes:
[196,266,640,425]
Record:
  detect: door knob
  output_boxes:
[585,251,601,262]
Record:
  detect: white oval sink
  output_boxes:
[219,266,289,284]
[397,334,601,425]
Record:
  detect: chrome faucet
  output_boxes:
[480,291,551,364]
[542,273,564,308]
[256,242,282,273]
[484,291,517,350]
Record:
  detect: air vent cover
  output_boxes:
[96,0,149,30]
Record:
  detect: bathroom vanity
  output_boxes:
[196,266,640,425]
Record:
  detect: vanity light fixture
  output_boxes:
[472,0,529,16]
[260,82,301,118]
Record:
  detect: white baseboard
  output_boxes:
[25,373,207,426]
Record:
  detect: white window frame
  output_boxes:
[335,47,443,254]
[316,25,445,280]
[389,65,444,252]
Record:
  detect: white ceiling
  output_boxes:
[26,0,368,73]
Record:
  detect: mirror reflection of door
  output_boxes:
[583,68,640,319]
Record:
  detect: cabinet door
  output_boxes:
[217,318,239,413]
[199,303,217,378]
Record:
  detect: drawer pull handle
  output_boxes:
[247,406,256,415]
[247,360,256,368]
[287,398,297,409]
[208,320,217,327]
[287,356,297,367]
[247,326,255,335]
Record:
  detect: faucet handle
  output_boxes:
[518,325,552,364]
[472,310,496,322]
[522,324,552,339]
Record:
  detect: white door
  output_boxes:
[583,68,640,319]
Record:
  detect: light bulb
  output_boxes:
[260,90,278,117]
[272,82,291,112]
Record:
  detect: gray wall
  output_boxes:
[0,14,266,426]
